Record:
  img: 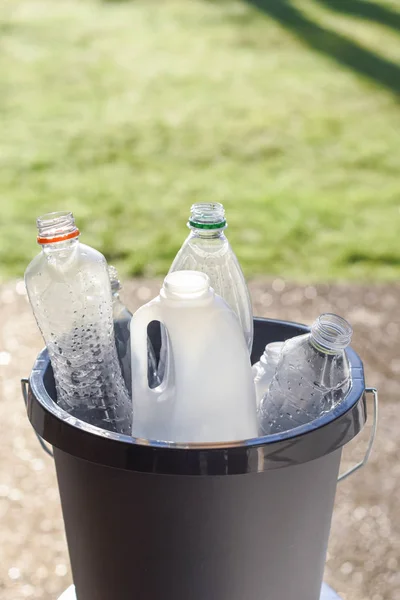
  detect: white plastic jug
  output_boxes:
[130,271,258,443]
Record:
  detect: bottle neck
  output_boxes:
[41,237,79,253]
[260,342,283,366]
[187,202,227,239]
[112,291,127,317]
[108,266,122,296]
[189,226,226,240]
[310,313,352,354]
[37,211,80,246]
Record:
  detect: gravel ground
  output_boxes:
[0,278,398,600]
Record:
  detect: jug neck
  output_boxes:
[310,313,352,355]
[187,202,227,239]
[161,271,214,304]
[37,212,80,250]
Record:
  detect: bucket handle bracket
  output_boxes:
[338,387,378,483]
[21,378,54,458]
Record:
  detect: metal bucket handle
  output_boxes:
[21,379,378,480]
[337,387,378,482]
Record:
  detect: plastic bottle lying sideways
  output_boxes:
[259,313,353,435]
[109,266,159,396]
[169,203,253,353]
[252,341,284,407]
[130,270,258,443]
[25,212,132,435]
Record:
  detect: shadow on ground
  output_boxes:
[241,0,400,96]
[101,0,400,95]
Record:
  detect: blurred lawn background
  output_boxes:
[0,0,399,282]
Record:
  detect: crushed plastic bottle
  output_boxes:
[259,314,353,435]
[109,265,159,395]
[25,212,132,434]
[252,341,284,407]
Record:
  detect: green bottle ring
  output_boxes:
[188,220,227,230]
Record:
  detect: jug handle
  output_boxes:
[130,300,171,397]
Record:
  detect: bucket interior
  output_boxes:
[27,318,366,475]
[42,317,310,404]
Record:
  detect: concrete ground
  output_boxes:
[0,278,398,600]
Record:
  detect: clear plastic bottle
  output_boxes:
[109,265,159,395]
[130,270,258,443]
[252,341,284,407]
[25,212,132,435]
[259,314,353,435]
[168,203,253,352]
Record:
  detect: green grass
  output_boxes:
[0,0,399,282]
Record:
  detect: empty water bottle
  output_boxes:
[25,212,132,434]
[109,265,159,394]
[252,341,284,407]
[259,313,352,435]
[168,203,253,352]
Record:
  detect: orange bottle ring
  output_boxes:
[37,229,80,245]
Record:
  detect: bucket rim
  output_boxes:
[25,317,367,475]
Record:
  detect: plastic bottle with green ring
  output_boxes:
[168,203,254,354]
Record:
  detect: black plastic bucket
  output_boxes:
[23,318,377,600]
